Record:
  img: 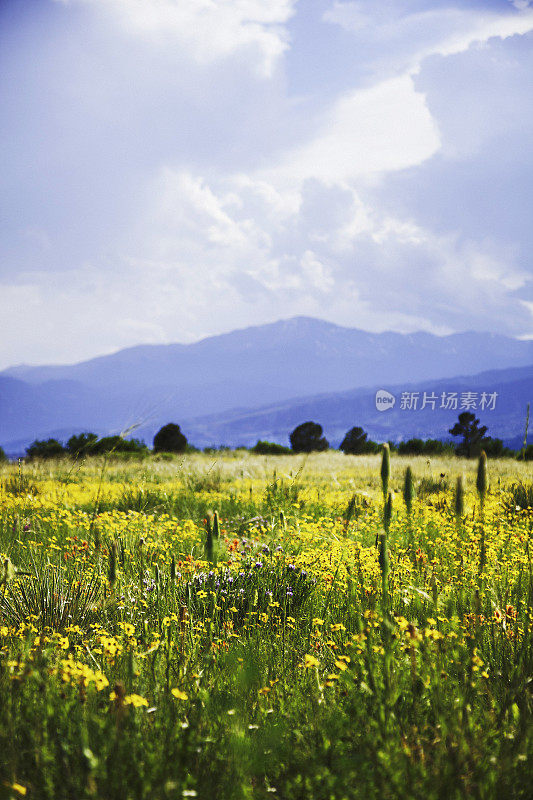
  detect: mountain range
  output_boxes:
[1,317,532,454]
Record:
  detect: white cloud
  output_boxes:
[56,0,296,76]
[265,75,441,185]
[2,0,533,368]
[324,1,533,75]
[3,149,530,369]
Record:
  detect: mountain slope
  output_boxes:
[179,365,533,448]
[4,316,533,395]
[1,317,532,452]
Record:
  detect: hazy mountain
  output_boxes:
[1,317,532,453]
[180,365,533,449]
[5,317,533,395]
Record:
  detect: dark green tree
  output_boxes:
[153,423,188,453]
[0,446,7,463]
[66,432,98,457]
[289,422,328,453]
[340,426,371,454]
[251,440,292,455]
[26,438,66,460]
[481,437,514,458]
[449,412,488,458]
[92,436,147,455]
[397,438,454,456]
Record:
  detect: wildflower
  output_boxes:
[124,694,149,708]
[505,604,517,621]
[303,654,319,668]
[171,688,188,701]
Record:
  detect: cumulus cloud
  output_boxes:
[323,0,533,76]
[55,0,296,76]
[1,0,533,368]
[267,74,440,184]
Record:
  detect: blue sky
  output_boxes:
[1,0,532,367]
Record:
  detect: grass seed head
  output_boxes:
[476,451,488,502]
[455,475,465,519]
[403,467,414,514]
[380,443,390,499]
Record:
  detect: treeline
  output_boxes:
[3,413,531,462]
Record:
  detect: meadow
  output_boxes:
[0,450,532,800]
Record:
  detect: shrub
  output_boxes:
[26,438,66,460]
[0,563,105,631]
[0,446,7,463]
[397,438,454,456]
[92,436,148,455]
[66,432,98,457]
[289,422,329,453]
[482,437,515,458]
[251,440,292,455]
[339,427,378,455]
[153,423,188,454]
[504,481,533,511]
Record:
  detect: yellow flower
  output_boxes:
[303,654,319,668]
[10,784,27,796]
[124,694,149,707]
[171,688,188,701]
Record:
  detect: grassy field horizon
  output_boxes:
[1,451,532,799]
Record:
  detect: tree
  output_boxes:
[0,446,7,463]
[92,436,147,455]
[251,440,292,455]
[153,423,188,453]
[481,437,515,459]
[449,412,488,458]
[289,422,329,453]
[26,438,66,460]
[66,432,98,458]
[340,426,373,454]
[397,438,454,456]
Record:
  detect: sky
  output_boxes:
[1,0,533,368]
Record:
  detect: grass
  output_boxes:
[0,452,532,799]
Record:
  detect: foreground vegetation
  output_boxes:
[0,452,532,799]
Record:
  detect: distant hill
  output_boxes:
[0,317,532,454]
[180,365,533,449]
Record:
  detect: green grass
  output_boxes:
[0,452,532,799]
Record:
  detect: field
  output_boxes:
[0,451,532,800]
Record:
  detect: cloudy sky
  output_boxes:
[1,0,533,367]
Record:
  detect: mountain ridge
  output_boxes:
[0,316,531,453]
